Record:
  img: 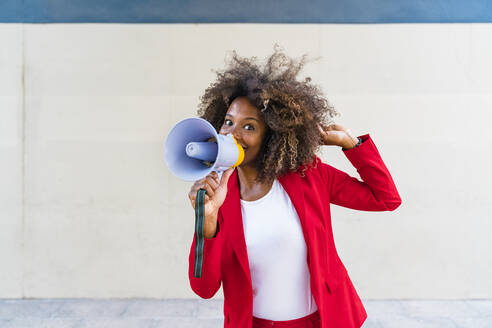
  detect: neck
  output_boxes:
[236,165,260,190]
[236,165,274,201]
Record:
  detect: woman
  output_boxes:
[187,48,401,328]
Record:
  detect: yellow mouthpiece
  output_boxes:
[231,136,245,167]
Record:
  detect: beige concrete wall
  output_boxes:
[0,25,24,298]
[0,23,491,299]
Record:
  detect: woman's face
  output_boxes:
[219,97,267,167]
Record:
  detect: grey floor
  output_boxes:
[0,299,491,328]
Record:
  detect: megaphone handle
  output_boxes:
[193,188,207,278]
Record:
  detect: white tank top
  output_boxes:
[240,178,318,320]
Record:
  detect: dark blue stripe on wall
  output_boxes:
[1,0,492,23]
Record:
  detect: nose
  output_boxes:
[220,122,243,144]
[230,125,242,141]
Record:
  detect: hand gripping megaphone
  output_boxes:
[163,117,244,279]
[164,117,244,181]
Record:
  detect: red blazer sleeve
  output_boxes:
[188,218,223,299]
[321,133,402,211]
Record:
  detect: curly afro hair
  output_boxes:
[197,46,340,183]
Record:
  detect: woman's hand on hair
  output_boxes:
[317,123,359,149]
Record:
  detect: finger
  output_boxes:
[210,171,219,179]
[190,179,208,197]
[197,177,208,185]
[219,167,235,188]
[189,184,202,198]
[201,181,215,197]
[326,129,346,140]
[188,190,197,202]
[329,123,347,132]
[189,185,199,194]
[322,131,344,146]
[211,172,220,184]
[190,185,212,207]
[205,175,219,190]
[203,173,219,186]
[191,179,206,192]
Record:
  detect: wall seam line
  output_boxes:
[21,22,26,299]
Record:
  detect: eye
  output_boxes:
[244,124,255,131]
[224,119,233,126]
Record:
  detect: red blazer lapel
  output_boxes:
[219,169,252,284]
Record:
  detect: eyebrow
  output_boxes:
[225,114,259,122]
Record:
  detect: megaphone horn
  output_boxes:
[164,118,244,181]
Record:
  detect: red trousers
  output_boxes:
[252,311,321,328]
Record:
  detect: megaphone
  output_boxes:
[164,117,244,181]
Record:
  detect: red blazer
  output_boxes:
[188,134,402,328]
